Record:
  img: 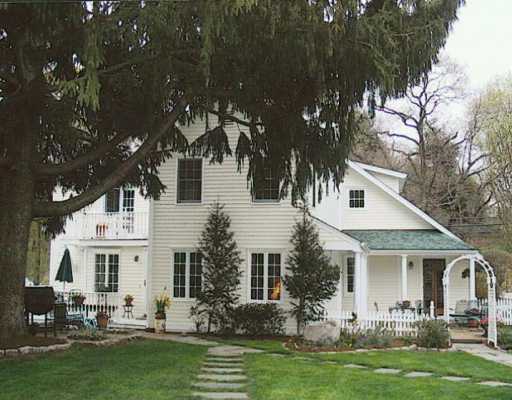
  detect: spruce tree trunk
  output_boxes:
[0,128,34,341]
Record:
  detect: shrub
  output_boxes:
[68,327,106,341]
[498,324,512,350]
[232,303,286,336]
[415,319,450,349]
[356,326,394,349]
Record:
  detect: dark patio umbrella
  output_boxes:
[55,248,73,291]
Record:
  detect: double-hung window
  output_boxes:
[177,159,202,203]
[250,252,282,301]
[253,168,280,202]
[105,187,135,212]
[95,253,119,292]
[349,189,365,208]
[172,251,203,298]
[346,257,355,294]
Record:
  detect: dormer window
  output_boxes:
[349,189,365,208]
[253,168,280,202]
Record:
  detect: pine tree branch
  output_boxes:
[32,97,188,217]
[35,130,135,177]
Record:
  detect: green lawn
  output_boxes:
[307,350,512,383]
[0,339,206,400]
[2,338,512,400]
[246,353,512,400]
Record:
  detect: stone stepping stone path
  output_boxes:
[404,372,433,378]
[192,345,262,399]
[441,376,470,382]
[344,363,367,369]
[374,368,401,375]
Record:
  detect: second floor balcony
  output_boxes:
[81,212,149,240]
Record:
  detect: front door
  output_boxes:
[423,259,446,316]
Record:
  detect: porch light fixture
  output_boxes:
[408,261,414,270]
[134,255,139,262]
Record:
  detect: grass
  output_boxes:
[246,353,512,400]
[307,350,512,383]
[0,339,206,400]
[201,335,291,354]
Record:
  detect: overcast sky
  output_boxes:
[377,0,512,136]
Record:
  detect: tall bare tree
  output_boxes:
[376,60,491,225]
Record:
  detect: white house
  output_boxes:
[49,187,149,326]
[147,117,478,333]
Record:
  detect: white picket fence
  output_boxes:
[478,297,512,325]
[336,310,432,337]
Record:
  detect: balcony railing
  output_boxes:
[81,212,148,240]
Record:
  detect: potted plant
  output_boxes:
[124,294,134,306]
[154,293,171,334]
[96,310,109,329]
[72,293,86,306]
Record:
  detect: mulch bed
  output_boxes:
[286,337,413,353]
[0,335,67,350]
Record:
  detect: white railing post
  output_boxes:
[430,301,435,319]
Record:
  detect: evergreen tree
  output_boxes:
[1,1,463,339]
[284,208,340,335]
[195,202,242,333]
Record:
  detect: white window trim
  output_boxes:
[345,255,355,295]
[347,187,366,210]
[246,249,285,304]
[175,157,205,205]
[171,249,202,301]
[94,250,120,293]
[104,186,136,213]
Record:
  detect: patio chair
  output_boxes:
[51,303,85,334]
[449,300,480,326]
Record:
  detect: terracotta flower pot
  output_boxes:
[96,313,109,329]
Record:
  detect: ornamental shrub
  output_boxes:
[232,303,286,336]
[415,319,450,349]
[498,324,512,350]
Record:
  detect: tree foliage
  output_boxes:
[477,77,512,247]
[194,202,242,333]
[0,0,464,339]
[284,208,340,335]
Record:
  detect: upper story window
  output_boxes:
[349,189,365,208]
[346,257,355,293]
[172,251,203,299]
[253,168,280,202]
[177,159,202,203]
[250,252,282,301]
[105,187,135,213]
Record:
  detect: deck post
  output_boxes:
[469,256,476,301]
[401,255,408,301]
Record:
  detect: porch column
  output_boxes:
[401,255,408,301]
[355,252,368,319]
[469,256,476,301]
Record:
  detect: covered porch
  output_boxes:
[324,230,479,322]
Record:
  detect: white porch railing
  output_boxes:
[335,310,432,337]
[56,291,121,320]
[81,212,148,240]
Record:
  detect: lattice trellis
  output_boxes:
[443,255,497,347]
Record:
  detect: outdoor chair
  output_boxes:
[449,300,481,327]
[51,303,85,334]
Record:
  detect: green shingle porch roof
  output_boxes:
[342,230,475,251]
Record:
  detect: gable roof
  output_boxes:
[312,216,362,251]
[347,160,462,242]
[351,161,407,180]
[343,230,474,251]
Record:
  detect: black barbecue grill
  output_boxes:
[24,286,55,337]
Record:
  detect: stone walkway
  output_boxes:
[276,353,512,388]
[453,343,512,368]
[192,345,262,399]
